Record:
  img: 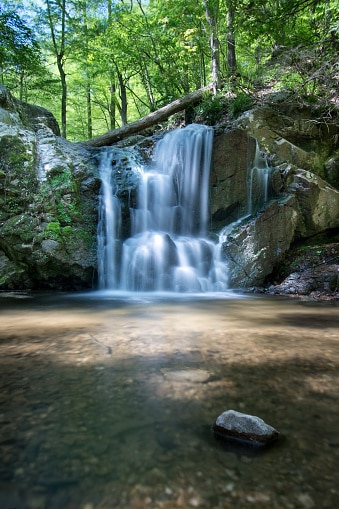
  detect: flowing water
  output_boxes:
[97,124,273,294]
[1,292,339,509]
[97,125,228,293]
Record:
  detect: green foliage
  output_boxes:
[0,6,39,68]
[228,92,253,119]
[47,168,74,191]
[2,0,338,140]
[44,221,62,240]
[0,4,52,101]
[37,168,81,226]
[194,93,225,124]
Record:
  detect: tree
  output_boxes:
[225,0,237,74]
[45,0,68,138]
[203,0,220,94]
[0,6,43,100]
[3,0,335,141]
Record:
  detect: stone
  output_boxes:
[223,196,302,287]
[210,129,256,224]
[235,105,334,175]
[324,152,339,188]
[212,410,280,446]
[0,86,99,291]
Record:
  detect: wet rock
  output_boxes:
[212,410,280,446]
[160,368,212,383]
[235,105,335,175]
[324,152,339,189]
[0,86,99,290]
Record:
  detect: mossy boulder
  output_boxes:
[0,86,100,290]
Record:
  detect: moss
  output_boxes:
[228,93,254,119]
[47,168,74,192]
[62,225,72,236]
[44,221,62,240]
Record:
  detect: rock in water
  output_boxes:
[212,409,279,446]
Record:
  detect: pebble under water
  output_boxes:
[0,292,339,509]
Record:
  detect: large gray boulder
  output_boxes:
[0,86,100,290]
[210,112,339,288]
[235,105,337,177]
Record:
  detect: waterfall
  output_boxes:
[247,141,271,215]
[97,124,228,293]
[219,140,272,242]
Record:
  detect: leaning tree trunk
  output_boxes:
[86,84,213,147]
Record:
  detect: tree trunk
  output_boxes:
[86,84,213,147]
[58,55,67,138]
[86,80,92,139]
[226,0,237,74]
[47,0,67,138]
[109,70,116,130]
[117,70,127,126]
[203,0,220,95]
[107,2,116,130]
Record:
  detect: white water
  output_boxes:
[248,140,271,215]
[97,125,271,293]
[219,141,271,241]
[97,124,228,293]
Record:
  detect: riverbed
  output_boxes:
[0,291,339,509]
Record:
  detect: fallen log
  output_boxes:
[86,84,213,147]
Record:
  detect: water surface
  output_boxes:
[0,292,338,509]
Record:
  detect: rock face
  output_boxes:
[212,409,280,446]
[210,130,257,225]
[210,105,339,288]
[0,85,100,290]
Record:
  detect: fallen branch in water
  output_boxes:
[89,334,112,355]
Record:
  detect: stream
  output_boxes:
[0,291,339,509]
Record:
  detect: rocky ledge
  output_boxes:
[264,231,339,301]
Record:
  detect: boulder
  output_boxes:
[212,409,280,446]
[223,196,301,287]
[221,167,339,288]
[324,152,339,189]
[235,105,336,177]
[0,86,101,290]
[211,110,339,288]
[210,130,256,224]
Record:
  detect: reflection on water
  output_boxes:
[0,292,339,509]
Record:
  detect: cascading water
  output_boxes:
[218,140,272,241]
[97,125,272,294]
[247,141,271,216]
[97,124,228,293]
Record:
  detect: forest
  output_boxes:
[1,0,338,142]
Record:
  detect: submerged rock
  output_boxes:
[212,410,280,446]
